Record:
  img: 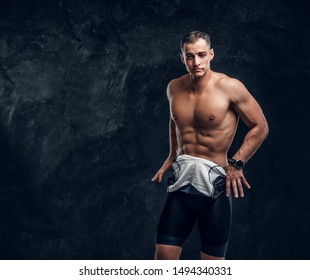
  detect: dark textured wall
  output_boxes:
[0,0,309,259]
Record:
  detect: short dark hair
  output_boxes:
[180,31,211,51]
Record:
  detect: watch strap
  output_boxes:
[228,158,245,169]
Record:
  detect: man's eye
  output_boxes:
[186,56,193,59]
[199,54,207,57]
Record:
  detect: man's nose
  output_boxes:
[193,56,201,66]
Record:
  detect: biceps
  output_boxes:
[233,97,267,128]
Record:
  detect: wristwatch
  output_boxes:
[228,158,245,169]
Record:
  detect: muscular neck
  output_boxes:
[189,69,212,91]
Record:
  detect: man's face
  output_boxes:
[180,38,214,78]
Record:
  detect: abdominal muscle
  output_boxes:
[176,127,236,167]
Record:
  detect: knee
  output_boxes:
[201,251,225,260]
[200,242,228,259]
[155,244,182,260]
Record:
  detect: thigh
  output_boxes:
[197,194,232,248]
[156,191,196,242]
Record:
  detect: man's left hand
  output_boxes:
[225,165,251,198]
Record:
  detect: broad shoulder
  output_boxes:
[214,73,243,91]
[166,75,188,98]
[214,73,250,103]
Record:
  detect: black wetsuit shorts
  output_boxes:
[156,188,232,258]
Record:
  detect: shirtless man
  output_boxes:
[151,31,269,260]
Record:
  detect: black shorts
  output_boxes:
[155,189,232,258]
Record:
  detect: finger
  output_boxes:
[151,174,157,182]
[158,173,163,182]
[237,178,244,197]
[242,177,251,189]
[151,173,160,182]
[231,178,238,198]
[226,176,231,197]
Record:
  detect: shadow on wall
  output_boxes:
[0,0,309,259]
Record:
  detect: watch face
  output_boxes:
[236,160,244,168]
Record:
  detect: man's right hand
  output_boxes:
[151,162,172,183]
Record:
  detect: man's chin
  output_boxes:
[192,71,206,78]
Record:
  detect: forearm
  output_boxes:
[151,119,178,182]
[163,119,178,165]
[233,123,269,163]
[163,153,176,166]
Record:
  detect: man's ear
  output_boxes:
[210,48,215,61]
[180,52,185,64]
